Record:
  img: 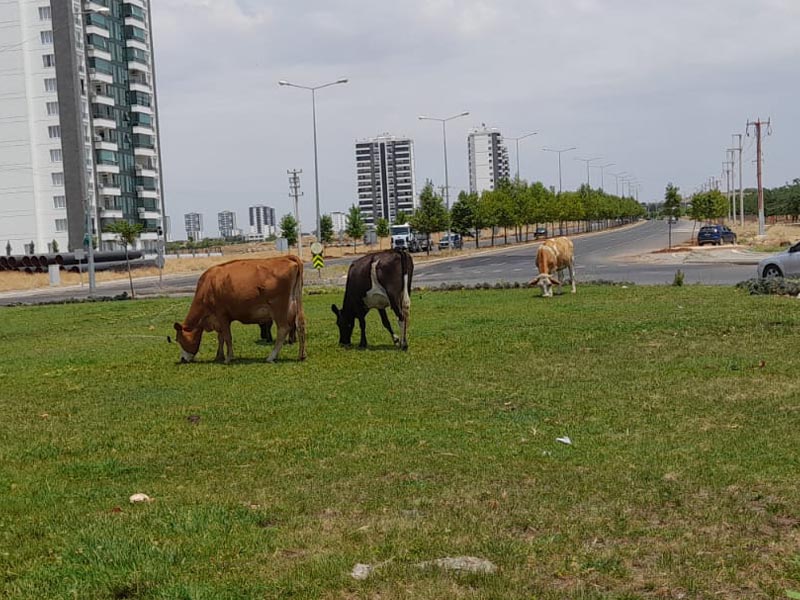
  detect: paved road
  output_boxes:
[414,220,758,287]
[0,221,761,306]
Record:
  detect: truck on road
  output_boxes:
[390,223,429,253]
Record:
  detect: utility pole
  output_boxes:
[542,147,576,194]
[732,134,744,226]
[288,169,303,260]
[723,157,733,221]
[747,118,771,237]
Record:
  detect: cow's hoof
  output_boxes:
[400,343,408,352]
[298,354,307,361]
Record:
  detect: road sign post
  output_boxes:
[310,242,324,278]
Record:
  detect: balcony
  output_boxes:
[125,38,148,52]
[94,140,118,152]
[92,92,114,106]
[92,117,116,129]
[136,187,159,199]
[87,47,111,62]
[133,146,156,158]
[128,81,150,94]
[123,0,145,8]
[99,207,123,219]
[89,70,114,85]
[137,208,160,220]
[135,165,157,178]
[96,163,119,174]
[132,125,154,136]
[98,183,121,196]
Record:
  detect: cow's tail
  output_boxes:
[291,256,307,360]
[399,249,412,309]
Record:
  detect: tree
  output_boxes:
[105,220,143,298]
[51,239,59,253]
[663,183,682,220]
[410,181,449,255]
[394,210,408,225]
[280,214,298,247]
[477,190,499,246]
[5,241,11,257]
[319,214,334,245]
[450,191,477,237]
[375,217,390,249]
[345,204,365,252]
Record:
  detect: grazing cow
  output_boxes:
[172,256,306,363]
[530,236,576,297]
[331,249,413,350]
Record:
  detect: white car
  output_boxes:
[757,241,800,278]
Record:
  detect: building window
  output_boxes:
[42,54,55,68]
[44,77,57,92]
[46,101,59,115]
[40,30,53,45]
[50,149,62,162]
[48,126,61,138]
[53,195,66,209]
[52,172,64,186]
[55,218,68,232]
[38,6,51,20]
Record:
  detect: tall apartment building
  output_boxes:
[184,212,202,241]
[0,0,166,254]
[248,205,275,239]
[217,210,239,239]
[355,134,417,226]
[330,211,346,235]
[467,125,510,195]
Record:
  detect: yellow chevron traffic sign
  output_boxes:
[312,253,324,270]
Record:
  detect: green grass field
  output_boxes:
[1,286,800,599]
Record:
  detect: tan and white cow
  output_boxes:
[172,256,306,363]
[530,236,576,297]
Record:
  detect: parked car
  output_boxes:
[438,233,463,250]
[534,226,548,240]
[757,241,800,278]
[697,224,737,246]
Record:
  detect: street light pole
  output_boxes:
[278,78,348,241]
[542,147,576,194]
[506,132,537,180]
[591,163,615,191]
[419,111,470,245]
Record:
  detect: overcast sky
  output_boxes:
[150,0,800,237]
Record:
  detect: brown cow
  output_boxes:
[172,256,306,363]
[530,237,576,297]
[331,249,413,349]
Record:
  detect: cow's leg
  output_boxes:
[358,314,368,348]
[220,322,234,364]
[266,321,288,363]
[388,295,410,351]
[259,321,273,343]
[379,308,400,346]
[569,261,577,294]
[215,332,225,362]
[294,302,307,361]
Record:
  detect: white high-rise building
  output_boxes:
[0,0,166,254]
[355,134,417,226]
[184,212,203,241]
[467,125,510,194]
[248,205,276,239]
[330,211,347,235]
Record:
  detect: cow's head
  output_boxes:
[530,273,560,297]
[172,322,202,362]
[330,304,354,346]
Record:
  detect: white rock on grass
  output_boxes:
[351,563,373,580]
[129,493,152,504]
[418,556,497,574]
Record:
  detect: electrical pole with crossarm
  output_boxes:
[746,118,771,237]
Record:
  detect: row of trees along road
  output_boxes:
[279,177,646,254]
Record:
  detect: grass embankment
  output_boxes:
[1,286,800,598]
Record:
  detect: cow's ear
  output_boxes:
[173,322,183,333]
[549,276,561,286]
[331,304,340,317]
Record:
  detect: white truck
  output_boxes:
[390,223,429,253]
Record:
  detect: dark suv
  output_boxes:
[534,226,548,240]
[697,225,737,246]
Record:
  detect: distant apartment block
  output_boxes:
[249,205,275,239]
[184,212,203,241]
[0,0,166,253]
[217,210,240,239]
[355,134,417,226]
[468,125,510,194]
[330,211,347,235]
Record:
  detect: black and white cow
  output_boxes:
[331,249,413,350]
